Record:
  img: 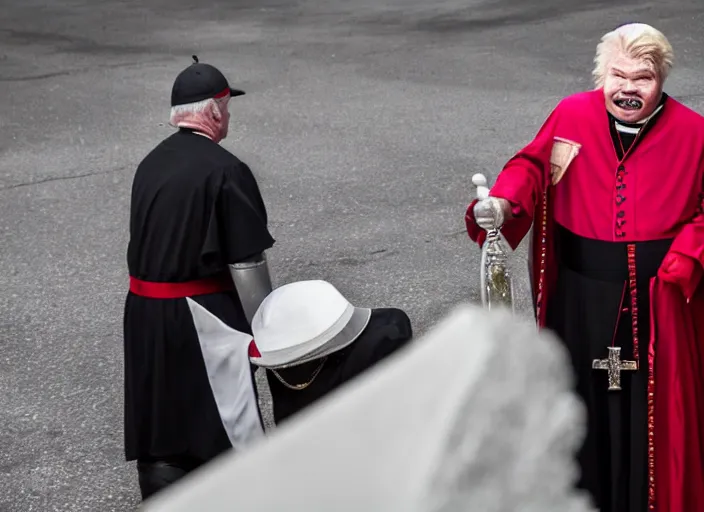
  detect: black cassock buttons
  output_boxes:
[615,166,628,237]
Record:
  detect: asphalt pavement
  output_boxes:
[1,0,703,510]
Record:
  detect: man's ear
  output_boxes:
[208,100,222,122]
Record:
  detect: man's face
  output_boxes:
[603,53,663,123]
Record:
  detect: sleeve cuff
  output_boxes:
[658,251,703,301]
[510,202,525,218]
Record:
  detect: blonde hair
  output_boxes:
[592,23,674,88]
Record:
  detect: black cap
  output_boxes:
[170,55,245,106]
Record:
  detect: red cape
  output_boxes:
[650,277,704,511]
[465,91,704,511]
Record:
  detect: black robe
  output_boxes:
[266,308,413,425]
[123,128,274,465]
[547,98,670,512]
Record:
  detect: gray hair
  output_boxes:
[169,96,228,128]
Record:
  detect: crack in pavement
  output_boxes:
[0,70,77,82]
[0,59,174,83]
[0,166,128,192]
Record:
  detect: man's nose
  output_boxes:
[622,80,638,92]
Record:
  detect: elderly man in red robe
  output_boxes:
[465,23,704,512]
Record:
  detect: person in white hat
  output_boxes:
[249,280,413,424]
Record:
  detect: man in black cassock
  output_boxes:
[123,57,275,501]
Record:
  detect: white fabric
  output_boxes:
[249,280,372,368]
[614,123,640,134]
[143,304,595,512]
[185,298,265,451]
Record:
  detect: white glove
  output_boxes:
[473,197,509,231]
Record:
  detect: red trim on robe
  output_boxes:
[650,277,704,511]
[248,340,262,358]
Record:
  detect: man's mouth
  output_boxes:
[614,98,643,110]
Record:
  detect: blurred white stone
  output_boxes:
[143,304,595,512]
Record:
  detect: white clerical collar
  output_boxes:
[615,123,640,134]
[614,102,665,134]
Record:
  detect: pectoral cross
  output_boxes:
[592,346,638,391]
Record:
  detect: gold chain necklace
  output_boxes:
[271,357,328,391]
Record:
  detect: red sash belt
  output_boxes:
[129,273,234,299]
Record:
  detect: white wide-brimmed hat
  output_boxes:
[249,280,372,369]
